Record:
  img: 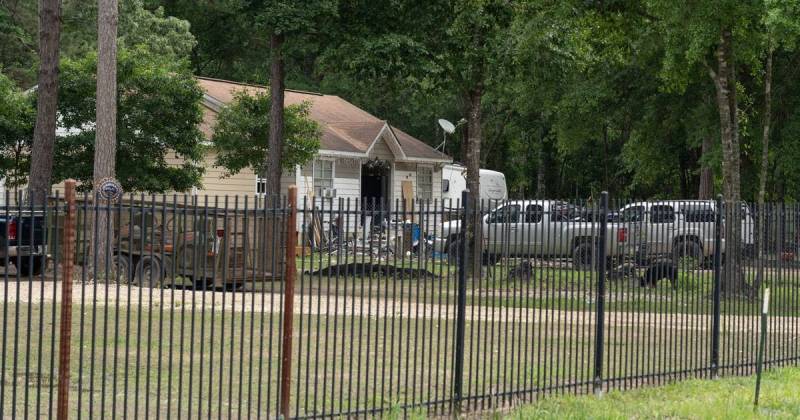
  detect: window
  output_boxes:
[256,177,267,196]
[442,179,450,193]
[314,159,334,197]
[650,205,675,224]
[552,203,581,222]
[525,205,544,223]
[681,204,715,222]
[621,206,644,223]
[489,204,521,224]
[417,166,433,200]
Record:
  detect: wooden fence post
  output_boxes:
[57,179,77,419]
[280,186,298,418]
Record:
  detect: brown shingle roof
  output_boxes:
[196,77,450,162]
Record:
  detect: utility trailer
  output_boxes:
[111,201,287,289]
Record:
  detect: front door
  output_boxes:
[361,161,390,221]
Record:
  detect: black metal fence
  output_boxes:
[1,190,799,418]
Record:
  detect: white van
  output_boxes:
[441,163,507,206]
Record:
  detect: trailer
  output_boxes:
[112,201,287,289]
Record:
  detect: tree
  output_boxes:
[0,71,35,192]
[212,91,320,178]
[54,48,205,193]
[92,0,119,276]
[27,0,62,204]
[251,0,335,195]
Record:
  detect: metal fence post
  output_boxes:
[280,186,298,419]
[453,189,469,412]
[593,191,608,395]
[711,194,723,378]
[57,179,77,420]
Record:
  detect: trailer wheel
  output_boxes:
[113,254,134,283]
[134,256,164,288]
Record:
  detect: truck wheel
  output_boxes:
[573,243,594,271]
[673,240,701,270]
[134,256,164,288]
[16,256,44,277]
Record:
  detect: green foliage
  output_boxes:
[61,0,196,61]
[54,48,206,193]
[0,71,35,189]
[0,1,37,85]
[212,91,320,177]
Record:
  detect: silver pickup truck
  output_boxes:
[436,200,629,268]
[618,200,754,264]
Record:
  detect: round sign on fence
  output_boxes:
[96,178,123,201]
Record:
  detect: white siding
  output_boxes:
[368,135,395,161]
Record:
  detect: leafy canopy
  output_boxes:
[0,71,35,189]
[54,47,206,193]
[212,91,321,177]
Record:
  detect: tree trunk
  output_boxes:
[464,87,482,279]
[27,0,62,205]
[266,33,285,195]
[698,134,714,199]
[536,127,546,199]
[755,45,773,291]
[93,0,119,278]
[709,29,748,297]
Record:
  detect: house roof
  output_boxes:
[196,77,451,163]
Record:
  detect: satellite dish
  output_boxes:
[438,119,456,134]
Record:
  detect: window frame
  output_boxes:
[313,158,335,197]
[621,206,645,223]
[417,165,434,200]
[255,177,268,196]
[525,204,544,224]
[488,204,521,224]
[650,204,676,224]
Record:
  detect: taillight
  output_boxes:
[617,227,627,243]
[8,220,17,241]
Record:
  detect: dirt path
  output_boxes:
[1,280,797,334]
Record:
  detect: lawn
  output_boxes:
[505,366,800,419]
[1,282,797,418]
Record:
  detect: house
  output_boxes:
[187,77,453,213]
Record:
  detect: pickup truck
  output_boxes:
[0,212,47,276]
[618,200,754,265]
[435,200,629,268]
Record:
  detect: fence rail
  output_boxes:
[1,188,799,418]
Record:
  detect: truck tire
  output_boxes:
[16,256,44,277]
[573,243,595,271]
[673,240,701,270]
[134,256,164,288]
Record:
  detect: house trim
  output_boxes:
[366,124,407,160]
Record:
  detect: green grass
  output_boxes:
[504,366,800,419]
[294,253,800,316]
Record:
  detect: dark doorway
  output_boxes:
[361,161,390,222]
